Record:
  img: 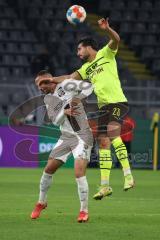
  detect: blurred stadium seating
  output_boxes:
[0,0,160,119]
[97,0,160,78]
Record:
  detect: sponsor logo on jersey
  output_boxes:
[54,99,67,112]
[57,87,65,97]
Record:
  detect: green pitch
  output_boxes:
[0,168,160,240]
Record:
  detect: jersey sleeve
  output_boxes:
[65,79,93,99]
[76,81,93,99]
[44,95,65,126]
[53,109,65,126]
[100,44,118,59]
[77,64,87,80]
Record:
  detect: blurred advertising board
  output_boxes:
[0,126,38,168]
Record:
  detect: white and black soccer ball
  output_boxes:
[66,5,86,25]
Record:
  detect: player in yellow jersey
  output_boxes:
[37,18,135,200]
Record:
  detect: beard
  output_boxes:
[80,54,90,63]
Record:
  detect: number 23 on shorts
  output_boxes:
[112,107,121,117]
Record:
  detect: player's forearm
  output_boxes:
[51,75,70,83]
[106,26,120,43]
[52,71,82,83]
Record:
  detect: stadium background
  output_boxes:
[0,0,160,240]
[0,0,159,169]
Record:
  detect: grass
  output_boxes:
[0,168,160,240]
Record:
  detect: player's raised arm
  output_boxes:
[51,71,82,83]
[98,18,120,50]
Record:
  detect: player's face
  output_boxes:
[38,80,54,94]
[77,43,90,61]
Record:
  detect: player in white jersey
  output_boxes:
[31,70,93,222]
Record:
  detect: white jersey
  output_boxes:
[44,79,93,138]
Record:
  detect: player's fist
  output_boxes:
[64,107,80,116]
[98,18,109,30]
[35,75,53,87]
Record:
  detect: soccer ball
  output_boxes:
[66,5,86,25]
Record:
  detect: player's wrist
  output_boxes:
[51,77,57,83]
[64,109,68,115]
[64,109,70,115]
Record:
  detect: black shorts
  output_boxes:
[98,102,129,133]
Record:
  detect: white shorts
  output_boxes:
[49,135,93,163]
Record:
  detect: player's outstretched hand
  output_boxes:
[35,75,53,86]
[98,18,109,30]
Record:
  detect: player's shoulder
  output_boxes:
[82,62,90,67]
[43,93,53,105]
[55,80,70,92]
[98,44,109,55]
[79,62,90,71]
[55,79,80,95]
[100,44,118,56]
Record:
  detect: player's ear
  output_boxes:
[86,46,90,51]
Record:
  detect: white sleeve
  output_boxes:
[76,81,93,99]
[63,79,93,99]
[53,108,65,126]
[44,95,65,126]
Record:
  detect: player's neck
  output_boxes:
[88,50,97,62]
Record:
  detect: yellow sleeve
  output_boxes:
[100,44,118,59]
[77,64,87,80]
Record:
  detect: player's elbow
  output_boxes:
[118,35,121,42]
[116,35,120,43]
[52,119,60,126]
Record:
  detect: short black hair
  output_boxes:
[37,70,51,76]
[77,37,98,51]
